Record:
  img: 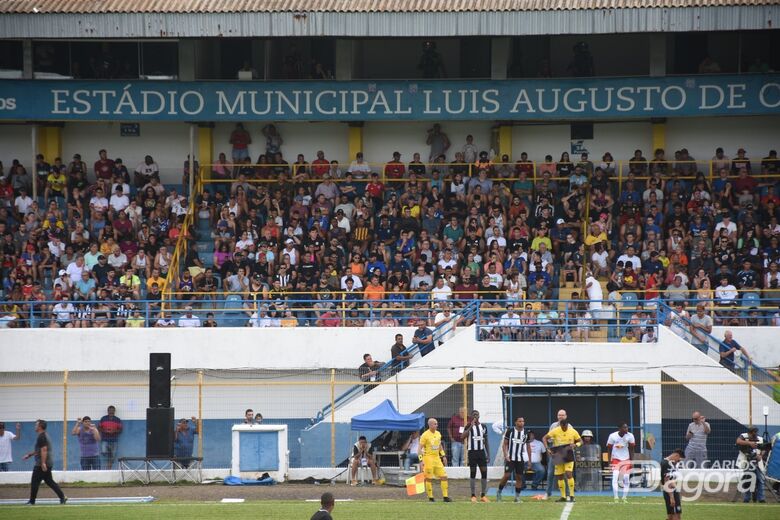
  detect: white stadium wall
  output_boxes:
[711,326,780,368]
[62,122,193,183]
[1,115,779,186]
[363,121,495,164]
[666,116,780,161]
[211,122,349,167]
[0,124,33,170]
[512,121,652,163]
[0,326,421,372]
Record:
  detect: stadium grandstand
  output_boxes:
[1,0,780,517]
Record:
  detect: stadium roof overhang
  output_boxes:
[0,1,778,38]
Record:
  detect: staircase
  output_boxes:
[557,277,608,341]
[194,215,215,269]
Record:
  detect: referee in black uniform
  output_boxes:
[463,409,490,502]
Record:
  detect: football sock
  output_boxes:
[567,477,575,497]
[622,474,630,498]
[441,479,449,498]
[558,479,566,498]
[425,481,433,499]
[612,471,620,498]
[470,478,476,495]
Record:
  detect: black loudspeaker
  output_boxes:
[149,353,171,408]
[570,122,594,140]
[146,407,175,458]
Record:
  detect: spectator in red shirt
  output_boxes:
[448,407,466,466]
[311,150,330,178]
[94,149,115,181]
[733,166,758,194]
[384,152,405,180]
[317,309,341,327]
[230,123,252,164]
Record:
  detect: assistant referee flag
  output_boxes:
[406,473,425,495]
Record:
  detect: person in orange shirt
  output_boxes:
[363,275,386,301]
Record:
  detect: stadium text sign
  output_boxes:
[0,75,778,121]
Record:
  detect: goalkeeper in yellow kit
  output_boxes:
[418,418,452,502]
[542,419,582,503]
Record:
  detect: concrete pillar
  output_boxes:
[652,120,666,153]
[498,124,512,162]
[38,126,62,163]
[178,40,196,81]
[649,34,667,77]
[22,39,33,79]
[198,125,214,179]
[335,39,354,81]
[347,123,363,163]
[491,38,511,80]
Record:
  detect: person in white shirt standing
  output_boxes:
[584,271,604,320]
[0,421,22,471]
[606,423,636,503]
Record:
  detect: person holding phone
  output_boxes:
[72,416,101,470]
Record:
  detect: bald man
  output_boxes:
[419,418,452,502]
[545,410,574,499]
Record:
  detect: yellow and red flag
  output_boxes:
[405,473,425,496]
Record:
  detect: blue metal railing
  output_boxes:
[0,297,478,329]
[657,301,778,392]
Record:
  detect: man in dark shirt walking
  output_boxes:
[23,420,66,505]
[310,492,335,520]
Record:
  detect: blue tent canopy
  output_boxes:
[350,400,425,432]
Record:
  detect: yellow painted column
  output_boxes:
[498,124,512,162]
[198,125,214,179]
[38,126,62,161]
[347,123,364,163]
[651,121,666,152]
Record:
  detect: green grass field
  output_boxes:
[2,498,778,520]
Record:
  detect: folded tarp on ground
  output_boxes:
[223,475,277,486]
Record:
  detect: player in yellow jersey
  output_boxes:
[543,419,582,503]
[418,418,452,502]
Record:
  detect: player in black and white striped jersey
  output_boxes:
[497,417,531,502]
[463,410,490,502]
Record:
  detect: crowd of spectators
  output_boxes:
[1,122,779,335]
[0,148,198,327]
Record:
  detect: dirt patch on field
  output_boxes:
[0,481,477,503]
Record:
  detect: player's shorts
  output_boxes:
[422,456,447,479]
[468,450,487,468]
[663,490,682,515]
[504,460,525,476]
[554,461,575,475]
[612,458,632,474]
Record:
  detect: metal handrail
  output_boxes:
[313,300,480,424]
[656,301,777,384]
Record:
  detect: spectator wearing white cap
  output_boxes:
[282,238,299,265]
[53,269,72,295]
